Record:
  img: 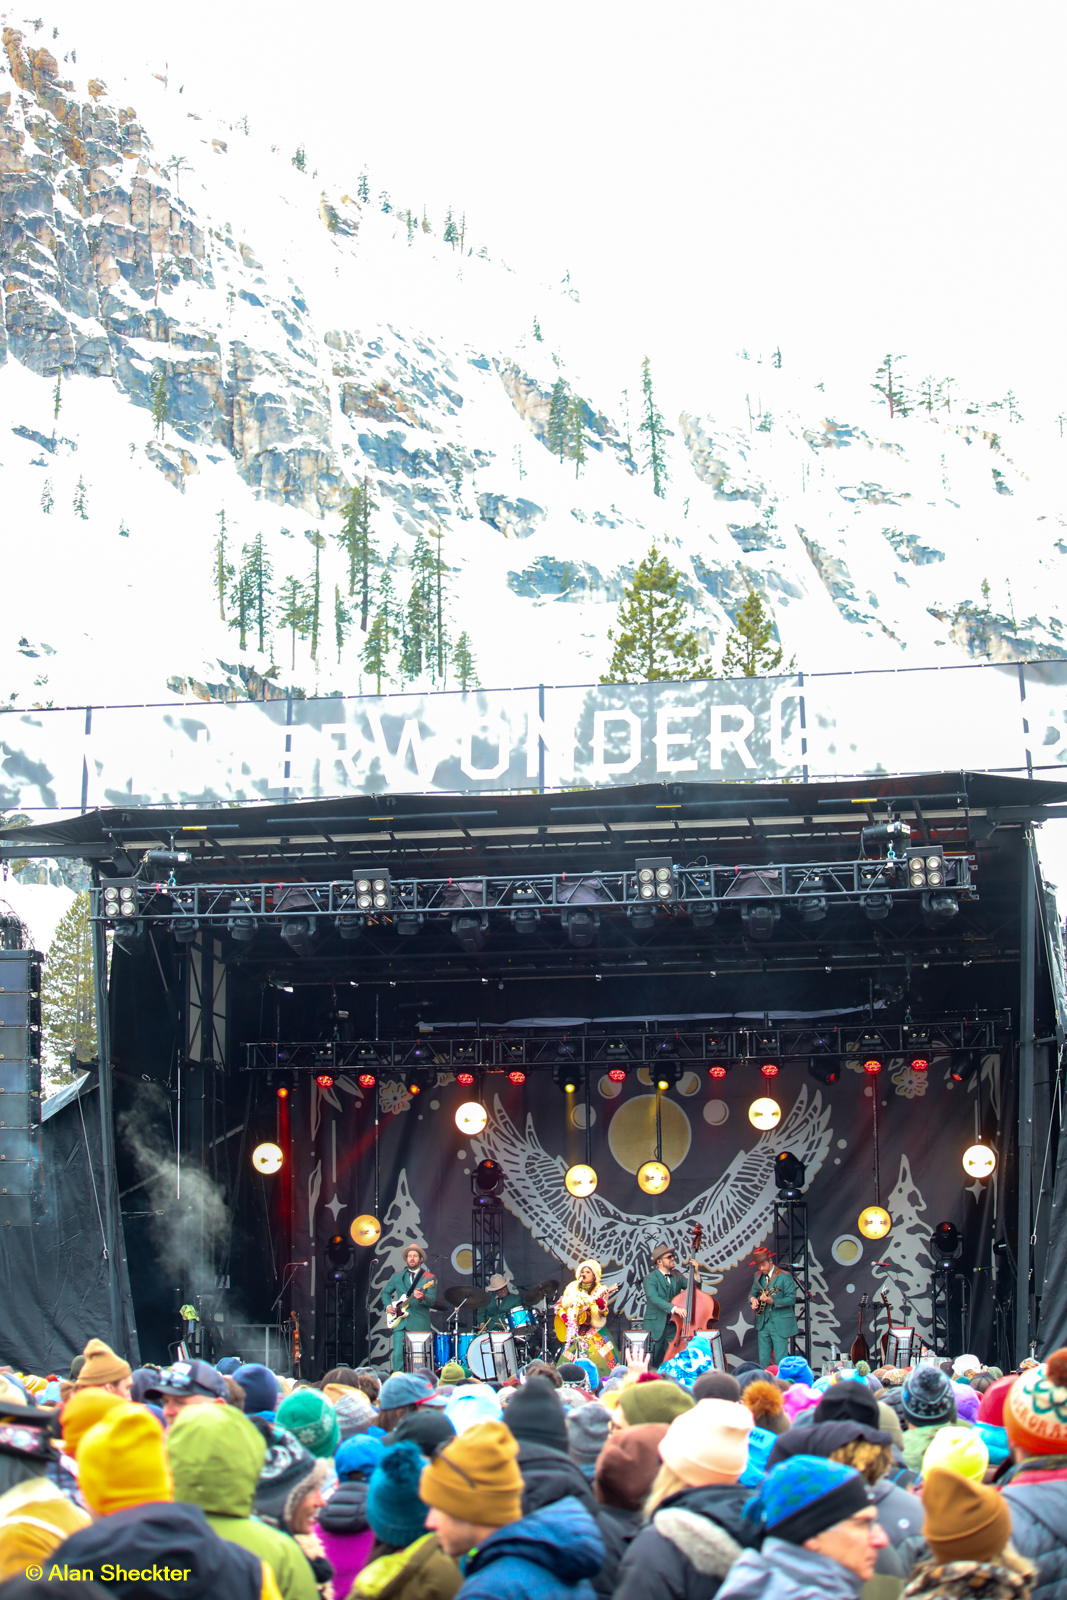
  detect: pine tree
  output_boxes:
[452,630,478,691]
[430,524,448,682]
[338,477,378,629]
[443,207,458,247]
[772,346,782,369]
[214,510,233,622]
[1007,390,1023,424]
[248,531,273,652]
[937,376,956,413]
[872,354,908,419]
[305,531,325,661]
[639,356,669,497]
[73,477,88,519]
[547,377,569,460]
[421,206,431,234]
[720,588,793,677]
[379,191,392,213]
[600,546,704,683]
[569,394,586,478]
[277,576,308,669]
[405,208,415,246]
[150,368,168,438]
[334,584,351,662]
[533,316,543,343]
[362,567,395,693]
[919,375,935,415]
[400,530,434,681]
[52,371,61,438]
[357,171,369,203]
[40,479,53,514]
[292,145,306,171]
[228,547,253,650]
[41,891,98,1086]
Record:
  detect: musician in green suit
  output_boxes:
[748,1245,798,1368]
[482,1272,524,1334]
[642,1243,691,1368]
[383,1245,437,1371]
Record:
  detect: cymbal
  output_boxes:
[523,1278,560,1304]
[445,1285,489,1308]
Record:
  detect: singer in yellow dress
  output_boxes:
[555,1258,618,1375]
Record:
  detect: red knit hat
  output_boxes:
[1003,1349,1067,1455]
[977,1373,1017,1428]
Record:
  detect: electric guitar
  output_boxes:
[386,1268,436,1330]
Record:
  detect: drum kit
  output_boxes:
[436,1278,560,1380]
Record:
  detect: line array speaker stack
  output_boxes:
[0,949,43,1228]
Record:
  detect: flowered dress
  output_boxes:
[556,1258,618,1375]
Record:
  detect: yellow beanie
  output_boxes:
[60,1388,126,1456]
[419,1420,523,1528]
[78,1404,172,1516]
[921,1425,990,1483]
[73,1338,131,1390]
[0,1483,90,1583]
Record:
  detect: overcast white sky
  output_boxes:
[20,3,1067,414]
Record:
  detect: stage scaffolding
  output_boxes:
[774,1199,812,1367]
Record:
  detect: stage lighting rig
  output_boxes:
[922,891,959,926]
[113,918,147,954]
[731,871,782,942]
[172,918,199,944]
[708,1061,733,1081]
[653,1056,683,1091]
[452,913,488,953]
[808,1056,840,1085]
[741,902,779,941]
[561,907,599,948]
[395,913,424,937]
[774,1151,806,1198]
[932,1220,961,1259]
[281,917,316,958]
[553,1049,582,1095]
[909,1055,930,1074]
[628,903,657,932]
[144,848,191,881]
[227,900,257,943]
[861,892,892,921]
[326,1233,354,1277]
[798,874,828,924]
[860,819,911,853]
[634,857,676,903]
[905,848,945,889]
[472,1158,504,1199]
[100,878,139,921]
[354,872,392,911]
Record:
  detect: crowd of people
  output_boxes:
[0,1332,1063,1600]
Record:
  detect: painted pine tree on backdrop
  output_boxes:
[601,547,706,682]
[639,356,669,497]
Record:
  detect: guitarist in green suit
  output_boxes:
[642,1243,690,1368]
[383,1245,437,1371]
[748,1245,798,1368]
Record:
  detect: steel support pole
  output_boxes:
[1017,831,1037,1363]
[91,918,125,1357]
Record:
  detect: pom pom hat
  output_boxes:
[1004,1347,1067,1455]
[744,1454,870,1545]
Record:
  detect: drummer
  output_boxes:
[482,1271,524,1332]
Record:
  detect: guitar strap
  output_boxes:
[406,1266,425,1296]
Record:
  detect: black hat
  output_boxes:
[145,1358,225,1401]
[767,1420,893,1472]
[814,1380,881,1429]
[391,1408,457,1457]
[503,1375,568,1453]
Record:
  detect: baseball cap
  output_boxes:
[145,1359,225,1400]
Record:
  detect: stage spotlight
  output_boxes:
[922,891,959,926]
[654,1058,683,1092]
[906,847,944,889]
[774,1151,806,1198]
[950,1055,967,1083]
[327,1232,354,1272]
[281,917,316,958]
[456,1071,475,1087]
[798,875,828,924]
[808,1057,840,1086]
[708,1062,732,1081]
[607,1067,628,1083]
[741,902,780,941]
[507,1069,526,1085]
[760,1061,780,1079]
[909,1056,930,1074]
[406,1069,433,1097]
[252,1142,283,1174]
[749,1097,781,1130]
[690,905,719,931]
[963,1142,997,1178]
[315,1073,335,1089]
[561,907,599,947]
[276,1086,289,1099]
[227,900,257,942]
[173,918,199,944]
[455,1101,488,1135]
[396,913,424,937]
[353,871,392,911]
[553,1057,582,1095]
[565,1163,598,1197]
[336,915,363,940]
[452,912,488,953]
[862,1057,882,1076]
[932,1220,961,1258]
[473,1158,504,1198]
[100,878,139,920]
[350,1213,381,1246]
[509,906,541,936]
[637,1160,671,1194]
[113,918,147,954]
[358,1071,377,1089]
[634,856,676,903]
[628,905,658,933]
[858,1205,892,1239]
[861,893,892,921]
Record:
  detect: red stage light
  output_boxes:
[910,1056,929,1074]
[408,1082,421,1096]
[315,1073,334,1089]
[276,1087,289,1098]
[607,1068,627,1082]
[507,1070,526,1085]
[357,1072,376,1088]
[457,1072,475,1086]
[709,1064,727,1080]
[863,1058,882,1075]
[760,1062,779,1079]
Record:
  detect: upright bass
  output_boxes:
[662,1224,720,1362]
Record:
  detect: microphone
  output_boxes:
[872,1261,891,1267]
[287,1261,310,1267]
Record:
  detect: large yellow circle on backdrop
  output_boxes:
[608,1094,691,1174]
[350,1214,382,1247]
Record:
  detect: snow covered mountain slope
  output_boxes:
[2,18,1067,712]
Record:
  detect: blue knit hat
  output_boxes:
[778,1356,815,1388]
[744,1454,870,1544]
[335,1434,385,1480]
[366,1441,429,1548]
[234,1363,279,1416]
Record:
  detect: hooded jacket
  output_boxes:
[48,1501,273,1600]
[352,1531,461,1599]
[514,1440,622,1597]
[166,1405,319,1600]
[455,1496,603,1600]
[715,1536,865,1600]
[1002,1460,1067,1600]
[317,1476,374,1600]
[613,1482,762,1600]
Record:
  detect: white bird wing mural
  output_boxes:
[470,1086,832,1319]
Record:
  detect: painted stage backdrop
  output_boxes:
[288,1052,1001,1370]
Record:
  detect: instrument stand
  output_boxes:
[774,1199,812,1367]
[471,1199,504,1288]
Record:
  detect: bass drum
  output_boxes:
[465,1334,495,1381]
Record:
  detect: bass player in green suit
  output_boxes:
[642,1242,703,1368]
[383,1245,437,1371]
[748,1245,798,1368]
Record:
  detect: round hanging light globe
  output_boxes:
[637,1160,671,1195]
[858,1205,892,1240]
[455,1101,488,1135]
[349,1213,382,1247]
[962,1142,997,1179]
[564,1163,598,1197]
[252,1142,283,1175]
[748,1097,781,1130]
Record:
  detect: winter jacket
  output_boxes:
[1002,1459,1067,1600]
[352,1532,461,1600]
[455,1496,603,1600]
[613,1482,762,1600]
[901,1422,972,1473]
[318,1477,375,1600]
[48,1501,278,1600]
[975,1423,1011,1467]
[594,1503,642,1565]
[716,1536,865,1600]
[166,1402,320,1600]
[902,1559,1034,1600]
[515,1440,621,1596]
[870,1477,925,1549]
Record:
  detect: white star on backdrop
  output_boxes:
[325,1194,345,1220]
[966,1179,985,1202]
[728,1310,753,1346]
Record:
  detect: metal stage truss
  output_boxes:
[773,1200,812,1368]
[241,1020,1004,1074]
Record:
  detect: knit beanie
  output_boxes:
[877,1401,904,1452]
[692,1372,742,1403]
[78,1403,172,1516]
[69,1355,86,1383]
[73,1338,131,1390]
[234,1364,279,1416]
[778,1356,815,1388]
[392,1409,457,1457]
[440,1362,466,1384]
[618,1379,696,1428]
[594,1424,669,1510]
[815,1380,881,1430]
[736,1368,773,1394]
[60,1387,125,1456]
[445,1386,503,1435]
[782,1384,820,1422]
[922,1466,1012,1563]
[216,1356,243,1376]
[0,1486,90,1584]
[334,1386,376,1440]
[978,1375,1017,1428]
[741,1381,788,1435]
[275,1390,339,1459]
[901,1367,957,1428]
[744,1454,870,1545]
[1004,1349,1067,1455]
[660,1399,753,1485]
[334,1433,385,1480]
[921,1425,989,1482]
[953,1355,982,1378]
[365,1442,429,1549]
[419,1420,523,1528]
[567,1403,611,1468]
[503,1375,569,1452]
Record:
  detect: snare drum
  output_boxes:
[508,1305,535,1331]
